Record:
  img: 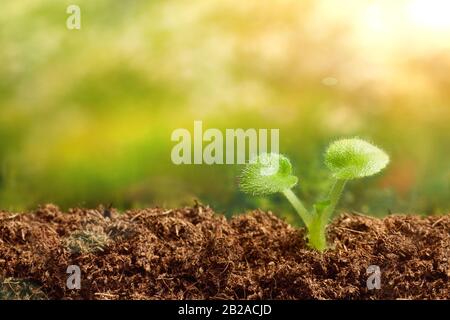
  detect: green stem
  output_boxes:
[307,219,327,251]
[307,179,347,251]
[321,178,347,225]
[282,189,312,227]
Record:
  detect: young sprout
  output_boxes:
[0,278,47,300]
[63,228,111,254]
[239,138,389,251]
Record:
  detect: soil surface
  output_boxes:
[0,204,448,300]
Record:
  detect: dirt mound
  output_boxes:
[0,204,448,299]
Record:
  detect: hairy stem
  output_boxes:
[282,189,312,227]
[307,179,347,251]
[307,218,327,251]
[321,178,347,225]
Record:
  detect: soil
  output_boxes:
[0,204,448,300]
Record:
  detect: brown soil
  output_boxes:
[0,204,448,300]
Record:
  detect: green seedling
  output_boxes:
[63,227,111,254]
[239,138,389,251]
[0,278,47,300]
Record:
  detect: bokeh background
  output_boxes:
[1,0,449,223]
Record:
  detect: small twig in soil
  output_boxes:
[130,212,143,221]
[334,226,366,234]
[432,217,445,227]
[94,292,118,299]
[351,210,378,218]
[0,214,19,221]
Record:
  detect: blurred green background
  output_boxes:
[0,0,449,223]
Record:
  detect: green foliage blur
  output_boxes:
[1,0,449,223]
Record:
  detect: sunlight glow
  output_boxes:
[407,0,450,31]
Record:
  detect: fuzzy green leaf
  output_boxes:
[239,153,298,195]
[325,138,389,180]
